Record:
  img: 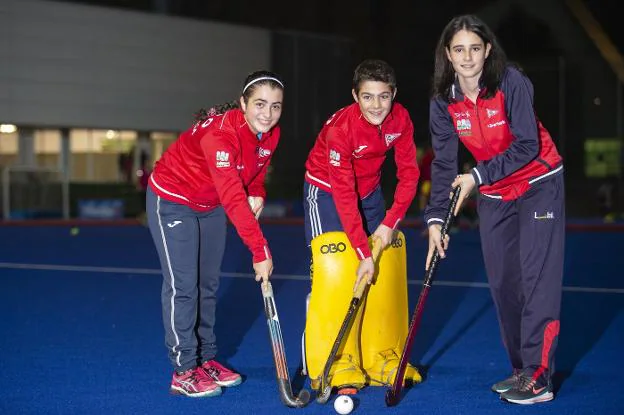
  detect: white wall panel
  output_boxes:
[0,0,271,131]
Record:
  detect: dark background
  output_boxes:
[48,1,621,53]
[42,0,624,217]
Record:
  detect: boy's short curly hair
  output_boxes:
[352,59,396,94]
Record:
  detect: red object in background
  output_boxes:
[419,146,434,182]
[137,167,151,190]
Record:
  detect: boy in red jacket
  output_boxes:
[303,60,421,392]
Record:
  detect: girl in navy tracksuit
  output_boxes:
[424,15,564,405]
[147,71,284,398]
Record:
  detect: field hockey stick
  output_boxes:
[261,281,311,408]
[385,186,461,407]
[316,237,383,404]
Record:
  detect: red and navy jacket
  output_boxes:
[424,66,562,226]
[305,102,419,259]
[149,108,279,262]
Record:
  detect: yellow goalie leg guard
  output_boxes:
[305,231,367,390]
[361,231,422,386]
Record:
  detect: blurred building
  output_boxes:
[0,0,622,219]
[0,0,354,218]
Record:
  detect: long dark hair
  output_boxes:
[431,14,507,101]
[194,70,284,122]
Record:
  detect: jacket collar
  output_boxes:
[450,75,486,102]
[232,108,275,142]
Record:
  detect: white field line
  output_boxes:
[0,262,622,294]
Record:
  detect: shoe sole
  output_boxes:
[215,376,242,387]
[170,386,222,398]
[501,392,554,405]
[491,386,512,394]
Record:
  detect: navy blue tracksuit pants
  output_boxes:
[146,187,226,373]
[478,173,565,377]
[303,181,385,248]
[300,181,386,371]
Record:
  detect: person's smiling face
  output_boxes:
[446,29,491,81]
[240,85,283,135]
[352,80,395,126]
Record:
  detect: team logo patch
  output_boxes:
[216,151,230,168]
[486,109,498,118]
[257,147,271,157]
[487,120,506,128]
[353,145,367,158]
[456,119,471,130]
[329,149,341,167]
[384,133,401,146]
[456,118,472,136]
[534,211,554,220]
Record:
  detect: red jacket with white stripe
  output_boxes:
[304,102,419,259]
[149,109,279,262]
[425,66,563,226]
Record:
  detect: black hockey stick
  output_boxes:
[385,186,461,407]
[316,238,383,404]
[262,281,311,408]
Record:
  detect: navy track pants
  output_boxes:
[146,187,226,372]
[477,173,565,377]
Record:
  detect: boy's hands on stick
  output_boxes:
[354,237,383,291]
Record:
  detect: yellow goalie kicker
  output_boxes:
[305,231,422,391]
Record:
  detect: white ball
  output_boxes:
[333,395,354,415]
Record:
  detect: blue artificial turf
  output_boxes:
[0,223,622,415]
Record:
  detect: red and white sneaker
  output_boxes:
[170,367,222,398]
[201,360,243,387]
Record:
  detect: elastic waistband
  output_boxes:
[528,164,563,184]
[481,165,563,199]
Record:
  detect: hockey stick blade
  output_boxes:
[385,186,462,407]
[262,281,311,408]
[277,379,311,407]
[316,238,383,404]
